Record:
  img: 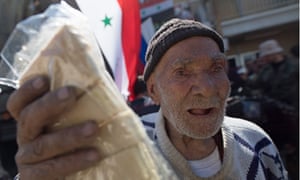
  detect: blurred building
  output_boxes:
[145,0,299,67]
[173,0,299,68]
[215,0,298,67]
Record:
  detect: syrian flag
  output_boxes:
[75,0,141,100]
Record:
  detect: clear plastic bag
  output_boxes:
[1,2,178,180]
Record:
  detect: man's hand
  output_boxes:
[7,76,101,180]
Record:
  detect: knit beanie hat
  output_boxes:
[143,18,224,82]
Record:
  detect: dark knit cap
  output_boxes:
[143,18,224,82]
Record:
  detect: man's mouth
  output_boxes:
[188,108,213,116]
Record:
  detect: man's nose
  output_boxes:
[190,73,216,97]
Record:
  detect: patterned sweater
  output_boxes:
[141,111,288,180]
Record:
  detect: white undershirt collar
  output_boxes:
[187,147,221,178]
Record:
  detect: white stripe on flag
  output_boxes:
[76,0,129,97]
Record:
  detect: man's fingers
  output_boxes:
[17,86,77,144]
[7,76,50,120]
[19,149,101,180]
[9,76,102,179]
[16,121,100,164]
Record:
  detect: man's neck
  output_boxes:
[166,121,217,160]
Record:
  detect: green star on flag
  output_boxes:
[102,15,112,27]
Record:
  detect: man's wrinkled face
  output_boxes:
[147,36,230,139]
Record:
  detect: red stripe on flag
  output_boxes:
[118,0,141,101]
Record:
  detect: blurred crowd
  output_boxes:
[225,39,299,180]
[128,76,159,117]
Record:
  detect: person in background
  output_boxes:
[249,39,299,180]
[290,44,299,67]
[226,61,240,97]
[254,39,299,109]
[129,77,159,116]
[290,44,299,59]
[245,57,260,82]
[254,39,299,145]
[236,67,248,82]
[0,78,18,179]
[232,66,250,96]
[7,19,288,179]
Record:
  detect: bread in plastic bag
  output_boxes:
[0,2,178,180]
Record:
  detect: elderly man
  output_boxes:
[140,19,287,179]
[8,19,287,179]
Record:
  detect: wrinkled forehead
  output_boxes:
[170,52,226,66]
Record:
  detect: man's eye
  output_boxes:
[175,70,188,76]
[213,65,224,72]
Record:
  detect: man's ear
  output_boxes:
[146,76,160,105]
